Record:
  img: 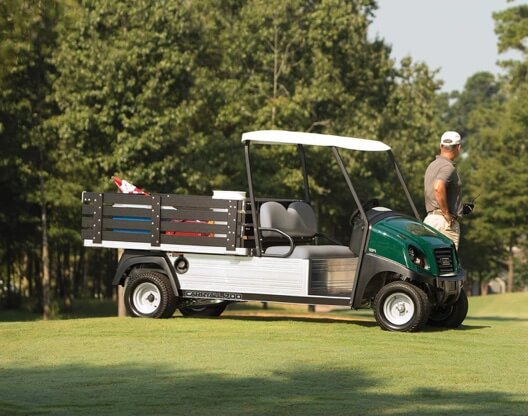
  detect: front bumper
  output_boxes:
[433,268,465,305]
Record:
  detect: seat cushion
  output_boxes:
[264,244,355,259]
[260,201,317,238]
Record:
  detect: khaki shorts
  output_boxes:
[424,213,460,249]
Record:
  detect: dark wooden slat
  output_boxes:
[102,218,151,230]
[82,192,101,203]
[82,217,93,228]
[102,231,151,243]
[83,229,230,248]
[161,234,227,247]
[103,206,152,218]
[163,194,230,209]
[82,205,96,215]
[161,221,226,234]
[160,208,227,222]
[99,193,152,205]
[82,229,150,243]
[84,216,151,231]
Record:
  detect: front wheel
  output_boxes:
[428,289,468,328]
[374,281,430,332]
[124,271,177,318]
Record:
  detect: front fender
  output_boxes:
[352,253,436,308]
[113,250,180,296]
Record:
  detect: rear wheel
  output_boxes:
[428,289,468,328]
[374,281,430,332]
[179,301,228,317]
[124,271,177,318]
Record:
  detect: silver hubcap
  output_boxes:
[383,292,415,325]
[133,282,161,315]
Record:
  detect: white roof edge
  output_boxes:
[241,130,391,152]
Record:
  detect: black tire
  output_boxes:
[428,288,468,328]
[124,271,177,318]
[374,281,430,332]
[179,301,228,317]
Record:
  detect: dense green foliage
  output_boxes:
[1,293,527,415]
[0,0,527,314]
[446,4,528,292]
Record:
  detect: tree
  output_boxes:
[0,0,65,317]
[0,0,451,311]
[451,4,528,293]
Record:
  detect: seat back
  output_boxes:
[259,201,317,238]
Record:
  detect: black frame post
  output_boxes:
[244,141,262,257]
[387,150,420,220]
[297,144,311,203]
[332,147,370,306]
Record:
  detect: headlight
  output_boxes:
[408,245,426,269]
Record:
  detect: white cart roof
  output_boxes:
[241,130,391,152]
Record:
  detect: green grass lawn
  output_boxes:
[1,293,527,415]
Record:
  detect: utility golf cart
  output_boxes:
[81,130,467,332]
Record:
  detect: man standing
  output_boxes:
[424,131,464,249]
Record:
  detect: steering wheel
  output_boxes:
[348,198,380,226]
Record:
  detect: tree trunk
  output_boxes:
[507,245,514,293]
[271,25,278,126]
[40,179,50,320]
[117,248,127,317]
[63,246,72,314]
[6,244,12,307]
[72,246,81,297]
[82,250,89,297]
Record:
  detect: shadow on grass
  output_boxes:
[0,364,525,415]
[221,314,379,327]
[220,313,488,332]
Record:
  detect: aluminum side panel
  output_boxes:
[309,258,358,296]
[173,254,309,296]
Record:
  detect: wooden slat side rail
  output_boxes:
[82,191,249,251]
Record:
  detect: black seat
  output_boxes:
[259,201,355,259]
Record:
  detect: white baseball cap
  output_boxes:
[440,131,461,146]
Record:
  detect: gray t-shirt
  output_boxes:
[424,155,463,216]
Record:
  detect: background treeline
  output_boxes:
[1,0,527,317]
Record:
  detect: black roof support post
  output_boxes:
[297,144,311,203]
[244,141,262,257]
[332,146,369,306]
[387,150,421,220]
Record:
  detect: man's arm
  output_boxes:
[433,179,454,226]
